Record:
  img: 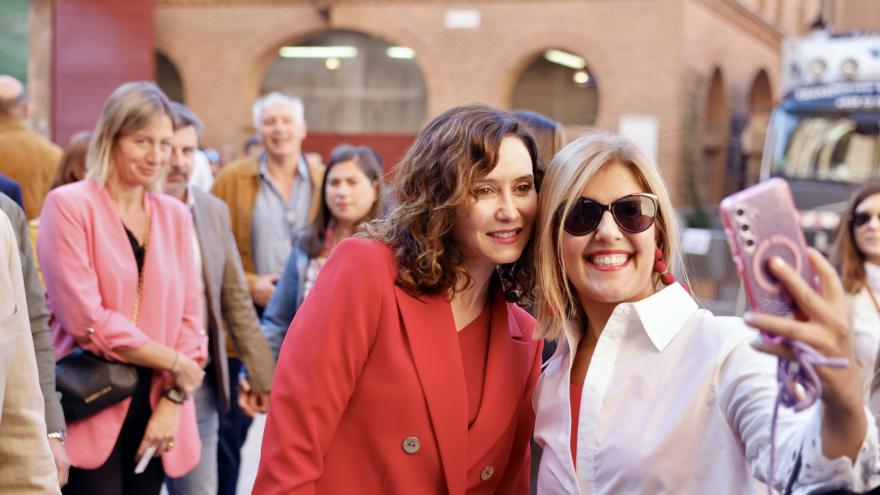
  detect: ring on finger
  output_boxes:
[165,441,174,451]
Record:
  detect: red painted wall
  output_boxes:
[303,133,415,177]
[53,0,155,145]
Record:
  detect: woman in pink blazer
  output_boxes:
[254,104,544,494]
[37,82,207,494]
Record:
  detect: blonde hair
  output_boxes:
[535,131,684,340]
[86,81,174,188]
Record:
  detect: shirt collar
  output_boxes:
[630,283,698,351]
[258,152,308,181]
[0,115,26,132]
[185,185,195,208]
[561,283,698,354]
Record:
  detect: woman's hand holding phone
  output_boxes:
[747,248,866,461]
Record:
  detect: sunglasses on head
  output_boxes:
[560,193,659,236]
[853,211,880,228]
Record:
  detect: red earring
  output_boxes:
[654,248,677,286]
[654,247,690,293]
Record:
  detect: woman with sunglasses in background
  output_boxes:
[532,132,877,493]
[831,184,880,409]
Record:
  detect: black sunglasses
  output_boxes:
[853,211,880,228]
[560,193,659,236]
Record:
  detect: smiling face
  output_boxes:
[258,100,306,160]
[561,161,657,309]
[110,114,173,190]
[325,159,378,228]
[854,193,880,265]
[452,136,538,276]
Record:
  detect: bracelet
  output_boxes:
[47,431,67,444]
[162,387,187,405]
[170,351,180,373]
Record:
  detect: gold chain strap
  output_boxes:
[130,208,152,325]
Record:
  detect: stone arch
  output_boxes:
[155,51,184,103]
[490,27,611,130]
[700,67,730,205]
[508,47,600,127]
[258,29,428,134]
[742,68,774,185]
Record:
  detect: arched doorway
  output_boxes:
[700,68,730,205]
[155,52,184,103]
[510,48,599,127]
[260,30,428,170]
[744,69,773,185]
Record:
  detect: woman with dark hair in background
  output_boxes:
[830,184,880,407]
[261,144,386,358]
[50,131,92,190]
[254,104,543,494]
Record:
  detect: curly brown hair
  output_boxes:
[360,104,541,303]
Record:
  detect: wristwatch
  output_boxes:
[162,388,188,404]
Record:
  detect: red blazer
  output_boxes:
[253,238,542,494]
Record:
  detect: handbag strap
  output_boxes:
[131,207,152,325]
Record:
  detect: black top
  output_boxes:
[123,225,146,274]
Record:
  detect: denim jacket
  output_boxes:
[261,247,309,360]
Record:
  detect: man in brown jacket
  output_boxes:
[212,92,323,495]
[0,75,62,220]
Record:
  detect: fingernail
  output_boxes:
[743,311,755,324]
[749,337,768,351]
[769,256,786,270]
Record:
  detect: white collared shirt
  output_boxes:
[851,263,880,401]
[534,283,878,494]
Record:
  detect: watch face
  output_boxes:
[165,388,186,403]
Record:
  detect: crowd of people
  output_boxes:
[0,71,879,495]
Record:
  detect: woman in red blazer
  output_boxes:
[254,104,544,494]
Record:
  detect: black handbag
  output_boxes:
[55,212,151,420]
[55,348,138,420]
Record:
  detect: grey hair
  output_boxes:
[251,92,304,130]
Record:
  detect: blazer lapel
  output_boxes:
[394,286,467,495]
[466,288,533,465]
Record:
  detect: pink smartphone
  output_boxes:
[720,178,816,321]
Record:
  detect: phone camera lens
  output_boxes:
[736,208,746,217]
[740,224,750,232]
[745,239,755,247]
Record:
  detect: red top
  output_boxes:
[570,383,584,468]
[458,304,492,427]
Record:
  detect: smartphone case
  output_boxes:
[720,178,815,318]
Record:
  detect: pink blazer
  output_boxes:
[37,178,207,477]
[253,238,542,494]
